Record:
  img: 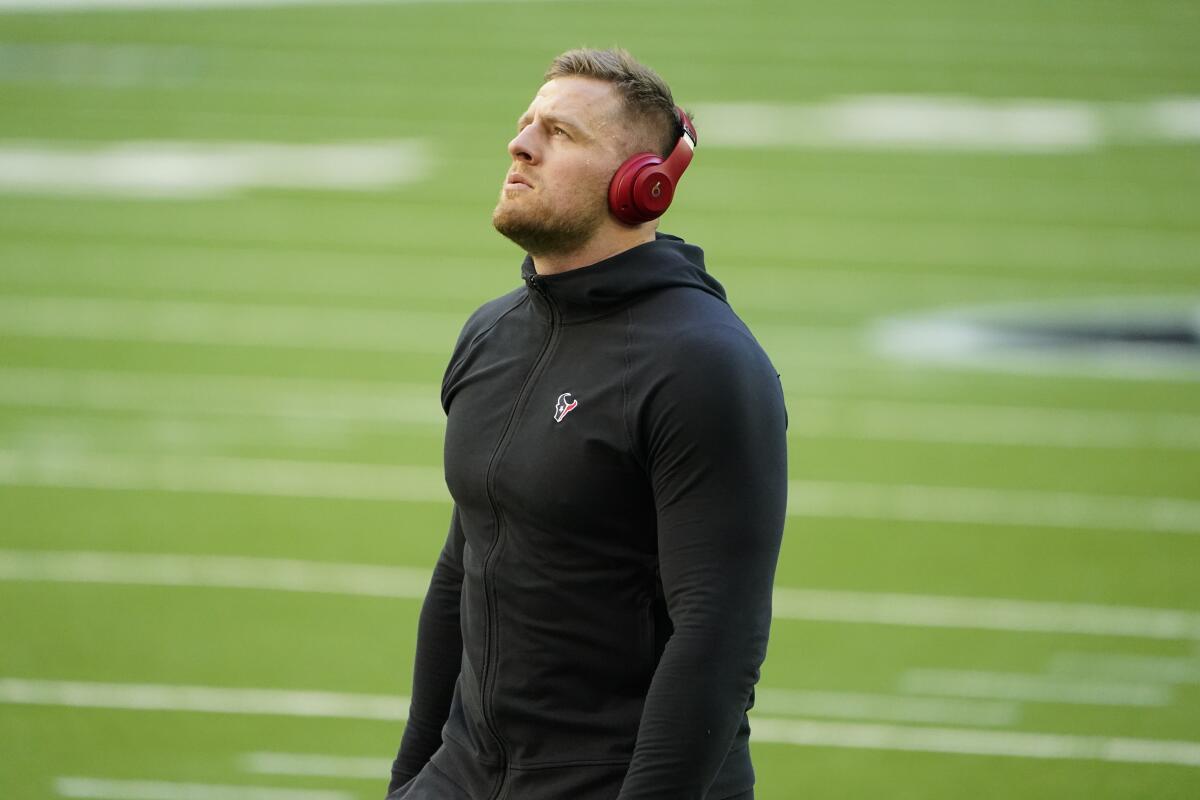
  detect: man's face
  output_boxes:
[492,76,629,256]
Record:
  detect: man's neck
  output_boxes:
[531,227,655,275]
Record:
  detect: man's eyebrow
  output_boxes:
[544,113,584,132]
[516,112,589,135]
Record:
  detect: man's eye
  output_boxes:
[552,127,568,137]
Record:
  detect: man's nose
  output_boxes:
[508,126,539,163]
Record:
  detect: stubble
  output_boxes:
[492,184,609,257]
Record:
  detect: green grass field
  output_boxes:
[2,1,1199,798]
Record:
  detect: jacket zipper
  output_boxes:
[480,272,559,800]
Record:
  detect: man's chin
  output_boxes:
[493,211,598,257]
[491,204,525,238]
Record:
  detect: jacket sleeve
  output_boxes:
[617,325,788,800]
[388,508,465,793]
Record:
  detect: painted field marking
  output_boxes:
[900,669,1171,707]
[752,688,1018,727]
[0,140,429,198]
[788,480,1200,535]
[749,717,1200,767]
[1048,651,1200,684]
[0,450,451,502]
[0,245,496,302]
[8,681,1200,768]
[5,366,1200,450]
[694,96,1200,151]
[0,678,1005,728]
[1,678,410,719]
[55,777,353,800]
[0,296,462,354]
[13,681,1200,770]
[1,448,1199,534]
[3,241,1189,301]
[0,296,855,360]
[772,587,1200,641]
[249,721,1200,770]
[1,0,563,11]
[241,752,386,780]
[872,296,1200,384]
[4,551,1200,642]
[785,396,1200,450]
[17,394,1200,452]
[9,293,1199,384]
[0,551,432,600]
[0,367,444,425]
[0,42,204,89]
[6,413,393,453]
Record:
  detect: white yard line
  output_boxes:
[0,296,462,354]
[1,447,1198,534]
[772,588,1200,641]
[1048,651,1200,684]
[694,96,1200,151]
[55,777,352,800]
[5,366,1200,450]
[6,413,391,453]
[900,669,1171,706]
[248,722,1200,771]
[0,367,444,425]
[752,688,1018,727]
[0,140,429,198]
[0,677,1009,729]
[786,396,1200,450]
[7,682,1200,769]
[2,245,1187,301]
[4,550,1200,641]
[21,398,1199,452]
[0,450,451,502]
[0,296,855,359]
[2,678,408,719]
[788,480,1200,535]
[15,682,1200,769]
[0,247,467,301]
[0,551,433,599]
[1,0,563,11]
[749,717,1200,767]
[241,752,387,780]
[11,293,1200,383]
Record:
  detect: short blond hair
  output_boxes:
[545,47,680,157]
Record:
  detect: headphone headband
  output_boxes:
[678,108,697,149]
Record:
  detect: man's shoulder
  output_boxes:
[632,279,779,389]
[633,282,760,355]
[453,286,527,348]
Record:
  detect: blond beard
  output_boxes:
[492,189,609,257]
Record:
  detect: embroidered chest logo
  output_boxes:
[553,392,579,423]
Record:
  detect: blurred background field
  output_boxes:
[1,0,1198,798]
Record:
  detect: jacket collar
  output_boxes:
[519,233,727,324]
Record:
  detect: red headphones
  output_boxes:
[607,107,697,225]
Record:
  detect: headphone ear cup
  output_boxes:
[608,153,663,225]
[631,166,676,220]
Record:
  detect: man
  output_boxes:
[387,48,788,800]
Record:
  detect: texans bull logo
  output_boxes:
[553,392,578,423]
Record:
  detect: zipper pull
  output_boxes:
[524,273,548,297]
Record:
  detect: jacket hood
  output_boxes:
[519,233,727,323]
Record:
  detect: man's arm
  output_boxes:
[617,326,788,800]
[388,508,465,794]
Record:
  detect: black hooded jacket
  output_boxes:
[389,234,788,800]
